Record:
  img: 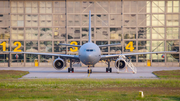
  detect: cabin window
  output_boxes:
[86,49,94,52]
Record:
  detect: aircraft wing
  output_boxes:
[100,51,177,60]
[59,43,81,47]
[98,43,121,47]
[3,51,79,59]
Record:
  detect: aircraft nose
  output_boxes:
[88,54,91,58]
[86,54,93,62]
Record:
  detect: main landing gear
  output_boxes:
[67,60,112,73]
[106,60,112,73]
[68,59,74,73]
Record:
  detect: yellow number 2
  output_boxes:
[0,42,6,51]
[125,41,134,52]
[70,41,78,52]
[13,42,22,52]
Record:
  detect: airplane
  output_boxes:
[4,11,177,74]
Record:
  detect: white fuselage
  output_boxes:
[78,42,101,65]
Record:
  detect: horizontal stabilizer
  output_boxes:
[59,43,81,47]
[98,43,121,47]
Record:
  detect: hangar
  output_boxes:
[0,0,179,67]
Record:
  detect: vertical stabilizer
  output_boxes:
[88,11,92,43]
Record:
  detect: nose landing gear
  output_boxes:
[87,65,92,74]
[87,69,92,73]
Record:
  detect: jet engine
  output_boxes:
[53,58,65,70]
[115,58,126,69]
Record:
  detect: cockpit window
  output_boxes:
[86,49,94,52]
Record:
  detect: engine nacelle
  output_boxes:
[115,58,126,69]
[53,58,65,70]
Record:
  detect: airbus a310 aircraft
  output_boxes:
[4,11,177,73]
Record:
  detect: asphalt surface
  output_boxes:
[0,66,180,79]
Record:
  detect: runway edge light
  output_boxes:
[139,91,144,98]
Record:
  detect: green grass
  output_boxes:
[153,70,180,79]
[0,70,29,79]
[0,70,180,101]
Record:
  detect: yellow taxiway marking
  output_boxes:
[64,66,68,70]
[88,73,90,77]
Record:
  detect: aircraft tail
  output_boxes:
[88,11,92,43]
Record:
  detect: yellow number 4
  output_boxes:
[125,41,134,52]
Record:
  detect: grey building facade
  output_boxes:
[0,0,179,67]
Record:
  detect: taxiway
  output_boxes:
[0,66,180,79]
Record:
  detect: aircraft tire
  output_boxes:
[72,68,74,73]
[68,68,70,73]
[106,68,108,73]
[110,68,112,73]
[87,69,92,73]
